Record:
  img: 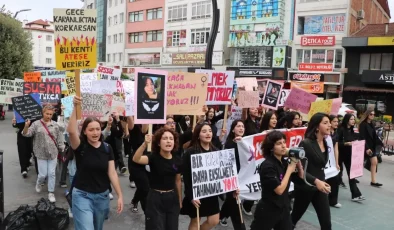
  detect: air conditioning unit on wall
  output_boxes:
[357,10,365,20]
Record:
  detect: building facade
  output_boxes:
[106,0,127,68]
[23,20,56,69]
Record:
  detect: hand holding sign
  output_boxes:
[145,134,152,145]
[25,119,31,127]
[73,96,82,107]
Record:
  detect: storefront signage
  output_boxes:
[367,37,394,46]
[298,63,333,72]
[301,36,335,46]
[362,70,394,85]
[289,72,324,82]
[304,14,346,35]
[172,53,205,66]
[291,82,325,94]
[227,67,272,77]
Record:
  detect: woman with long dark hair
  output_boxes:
[259,111,277,132]
[358,109,383,187]
[219,120,244,228]
[143,77,159,99]
[337,113,365,202]
[291,113,332,230]
[181,123,220,230]
[326,115,341,208]
[277,111,301,129]
[251,131,301,230]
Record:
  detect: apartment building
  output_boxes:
[106,0,127,67]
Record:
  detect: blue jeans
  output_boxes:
[36,158,57,192]
[72,188,110,230]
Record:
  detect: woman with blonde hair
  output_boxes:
[358,109,383,187]
[22,105,65,203]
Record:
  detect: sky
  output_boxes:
[390,0,394,22]
[1,0,83,21]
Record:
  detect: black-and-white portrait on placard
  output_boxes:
[278,89,291,106]
[261,80,283,110]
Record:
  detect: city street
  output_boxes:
[1,111,394,229]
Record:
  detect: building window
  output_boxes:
[108,35,111,44]
[297,49,343,67]
[191,28,209,45]
[113,34,118,43]
[114,15,118,24]
[129,32,143,43]
[115,0,118,6]
[166,30,186,47]
[108,17,111,26]
[120,13,124,23]
[359,53,393,74]
[303,50,311,63]
[46,35,52,41]
[296,49,303,67]
[107,54,111,62]
[192,1,211,19]
[147,8,162,20]
[168,4,187,22]
[335,49,342,68]
[119,53,123,62]
[147,30,163,42]
[119,33,123,42]
[129,11,143,22]
[45,58,52,64]
[113,53,116,62]
[311,49,326,63]
[46,47,52,52]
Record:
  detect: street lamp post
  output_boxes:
[13,9,31,18]
[204,0,219,70]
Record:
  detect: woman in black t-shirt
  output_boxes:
[133,127,182,230]
[67,96,124,230]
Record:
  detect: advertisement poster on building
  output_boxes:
[298,63,333,72]
[228,23,287,47]
[134,68,167,124]
[272,46,286,68]
[289,73,324,82]
[261,80,283,110]
[304,14,346,35]
[53,8,97,70]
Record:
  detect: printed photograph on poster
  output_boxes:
[257,79,267,105]
[134,69,167,124]
[261,80,283,110]
[278,89,290,106]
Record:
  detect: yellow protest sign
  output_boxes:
[308,99,333,121]
[65,72,76,95]
[53,9,97,70]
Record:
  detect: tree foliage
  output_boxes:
[0,5,33,80]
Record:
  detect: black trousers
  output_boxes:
[219,192,243,230]
[131,166,150,212]
[128,154,134,182]
[145,190,180,230]
[110,138,125,170]
[123,138,131,157]
[17,135,33,173]
[242,200,254,212]
[291,188,331,230]
[326,175,340,206]
[59,158,69,185]
[341,151,362,198]
[250,201,292,230]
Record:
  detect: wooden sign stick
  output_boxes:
[147,124,153,152]
[222,105,229,130]
[74,69,81,120]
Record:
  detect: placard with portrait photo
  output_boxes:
[134,68,167,124]
[261,80,283,110]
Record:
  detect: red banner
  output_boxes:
[299,63,333,72]
[301,36,335,46]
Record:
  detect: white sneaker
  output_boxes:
[35,184,42,193]
[48,193,56,203]
[22,171,27,178]
[351,196,365,202]
[109,193,114,200]
[333,203,342,208]
[68,208,73,218]
[130,182,136,188]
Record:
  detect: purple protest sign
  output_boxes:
[283,87,317,114]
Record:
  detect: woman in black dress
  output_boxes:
[181,123,220,230]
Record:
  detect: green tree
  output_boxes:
[120,73,129,80]
[0,5,33,80]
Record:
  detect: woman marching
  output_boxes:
[250,131,302,230]
[133,127,182,230]
[67,96,123,230]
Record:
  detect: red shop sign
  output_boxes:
[301,36,335,46]
[299,63,333,72]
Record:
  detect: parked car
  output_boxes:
[355,99,386,116]
[338,103,357,118]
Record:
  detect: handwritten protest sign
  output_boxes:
[81,93,112,120]
[284,87,317,114]
[167,72,208,115]
[80,73,97,93]
[12,94,42,123]
[0,79,22,104]
[40,70,67,93]
[195,70,235,105]
[65,73,76,95]
[24,72,41,82]
[122,81,135,116]
[96,65,121,81]
[23,82,62,105]
[61,95,74,118]
[191,149,239,200]
[53,9,97,70]
[111,95,125,115]
[91,80,117,95]
[308,99,333,120]
[350,140,365,179]
[237,91,260,108]
[330,97,342,115]
[236,77,258,92]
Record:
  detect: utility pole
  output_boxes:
[204,0,219,70]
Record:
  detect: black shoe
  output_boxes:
[339,182,347,189]
[22,171,27,178]
[355,179,360,183]
[131,202,139,213]
[371,182,383,187]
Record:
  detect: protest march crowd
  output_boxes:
[6,66,385,230]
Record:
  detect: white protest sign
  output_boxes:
[0,79,23,104]
[195,70,235,105]
[122,81,135,116]
[91,80,117,95]
[96,65,121,80]
[81,93,112,120]
[80,73,97,93]
[191,149,239,200]
[111,95,125,115]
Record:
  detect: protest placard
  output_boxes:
[81,93,112,120]
[237,91,260,108]
[330,97,342,115]
[53,9,97,70]
[261,80,283,110]
[195,70,235,105]
[12,94,42,123]
[96,65,121,81]
[23,82,62,105]
[61,95,74,118]
[122,81,135,116]
[134,68,167,124]
[278,89,290,106]
[167,72,208,115]
[40,70,67,93]
[235,77,258,91]
[24,72,41,82]
[111,95,125,115]
[191,149,239,200]
[91,80,117,95]
[350,140,365,179]
[283,87,317,114]
[65,73,76,95]
[80,73,97,93]
[308,99,333,120]
[0,79,23,104]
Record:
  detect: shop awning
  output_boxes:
[344,86,394,93]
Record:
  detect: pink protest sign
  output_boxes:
[195,70,235,105]
[330,97,342,115]
[134,68,167,124]
[284,87,317,114]
[350,140,365,179]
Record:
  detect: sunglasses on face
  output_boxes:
[166,122,176,125]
